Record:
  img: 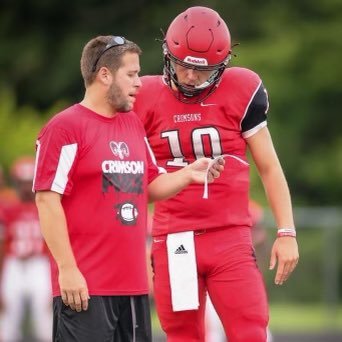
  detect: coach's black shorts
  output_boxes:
[53,295,152,342]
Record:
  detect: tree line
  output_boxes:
[0,0,341,205]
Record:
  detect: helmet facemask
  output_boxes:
[163,43,230,103]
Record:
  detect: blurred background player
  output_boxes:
[0,164,18,210]
[0,156,52,342]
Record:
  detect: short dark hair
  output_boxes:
[80,35,141,87]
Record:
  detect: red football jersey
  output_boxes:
[1,201,46,258]
[134,67,269,236]
[33,104,161,296]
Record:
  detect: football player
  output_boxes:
[134,6,299,342]
[0,156,52,341]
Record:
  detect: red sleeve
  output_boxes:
[134,76,164,127]
[33,119,78,195]
[144,137,166,184]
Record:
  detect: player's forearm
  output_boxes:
[260,165,295,228]
[248,127,295,229]
[148,167,193,202]
[35,191,77,269]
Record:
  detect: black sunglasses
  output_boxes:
[92,36,127,72]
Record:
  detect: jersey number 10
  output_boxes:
[161,127,222,167]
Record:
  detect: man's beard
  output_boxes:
[107,82,131,112]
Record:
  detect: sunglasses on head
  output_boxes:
[92,36,126,72]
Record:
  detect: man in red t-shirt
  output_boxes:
[33,35,223,342]
[134,6,299,342]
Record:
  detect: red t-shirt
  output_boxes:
[134,67,269,236]
[33,104,161,296]
[1,201,47,258]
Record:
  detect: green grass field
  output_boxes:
[270,303,342,332]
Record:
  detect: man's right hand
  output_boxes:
[58,265,89,312]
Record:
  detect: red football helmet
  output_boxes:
[163,6,232,102]
[11,156,36,182]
